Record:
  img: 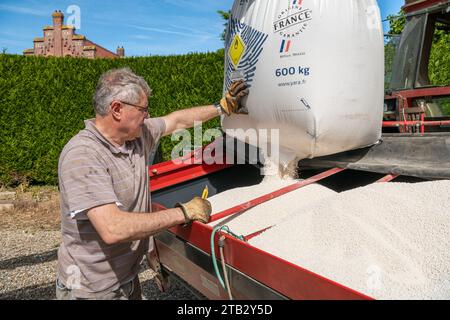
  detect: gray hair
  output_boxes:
[93,67,152,116]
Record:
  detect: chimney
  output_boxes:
[116,46,125,57]
[52,10,64,57]
[52,10,64,28]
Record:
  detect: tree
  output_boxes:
[218,10,230,42]
[386,12,406,35]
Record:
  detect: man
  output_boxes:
[56,67,248,300]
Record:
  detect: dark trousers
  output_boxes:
[55,276,142,300]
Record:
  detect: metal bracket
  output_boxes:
[147,250,171,293]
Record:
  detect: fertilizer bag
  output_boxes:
[222,0,384,162]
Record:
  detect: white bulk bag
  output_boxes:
[222,0,384,161]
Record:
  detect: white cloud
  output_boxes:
[131,35,153,40]
[162,0,219,12]
[127,23,214,41]
[0,4,47,16]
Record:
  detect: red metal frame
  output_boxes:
[385,87,450,101]
[244,226,274,241]
[150,157,371,299]
[377,174,399,183]
[149,138,232,192]
[384,86,450,132]
[384,88,450,114]
[402,0,448,13]
[421,113,425,133]
[150,161,231,192]
[383,120,450,127]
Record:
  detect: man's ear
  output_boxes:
[110,101,122,120]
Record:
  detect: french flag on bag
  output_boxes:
[280,39,292,53]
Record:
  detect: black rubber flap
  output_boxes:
[299,133,450,180]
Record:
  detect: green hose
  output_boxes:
[210,225,245,289]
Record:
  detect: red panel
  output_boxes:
[166,222,372,300]
[149,138,232,192]
[150,162,232,192]
[223,235,373,300]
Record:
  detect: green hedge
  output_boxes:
[0,52,225,186]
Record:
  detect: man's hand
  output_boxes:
[176,197,212,224]
[219,80,249,116]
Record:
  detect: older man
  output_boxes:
[56,67,248,300]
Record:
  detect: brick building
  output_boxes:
[23,10,124,59]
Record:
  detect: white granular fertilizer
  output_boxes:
[208,176,337,236]
[248,180,450,300]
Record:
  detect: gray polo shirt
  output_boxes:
[57,117,166,298]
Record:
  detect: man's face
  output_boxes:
[121,94,149,140]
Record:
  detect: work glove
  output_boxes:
[176,197,212,225]
[218,80,249,116]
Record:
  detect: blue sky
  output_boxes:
[0,0,404,56]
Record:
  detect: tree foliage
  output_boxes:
[386,12,406,35]
[218,10,231,42]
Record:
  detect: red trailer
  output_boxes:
[149,147,374,300]
[148,134,449,300]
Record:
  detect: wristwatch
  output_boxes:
[214,101,224,116]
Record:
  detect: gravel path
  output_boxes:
[0,187,202,300]
[0,229,201,300]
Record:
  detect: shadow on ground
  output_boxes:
[0,271,202,300]
[0,249,57,270]
[0,282,55,300]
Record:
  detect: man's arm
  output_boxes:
[87,197,211,245]
[160,79,249,137]
[161,105,219,137]
[87,204,186,245]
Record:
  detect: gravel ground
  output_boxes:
[0,187,202,300]
[0,229,202,300]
